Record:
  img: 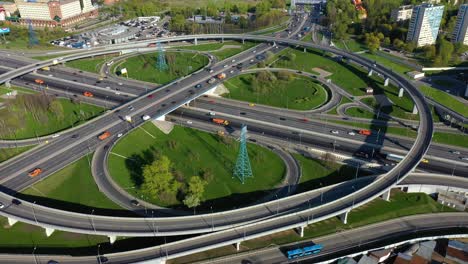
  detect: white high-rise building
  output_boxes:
[391,5,413,22]
[452,4,468,45]
[407,3,444,47]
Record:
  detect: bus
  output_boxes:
[286,244,323,259]
[386,153,429,164]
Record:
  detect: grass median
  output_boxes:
[223,72,328,110]
[108,122,285,210]
[419,85,468,117]
[65,54,118,74]
[0,145,35,163]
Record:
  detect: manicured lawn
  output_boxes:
[170,190,455,264]
[66,54,117,73]
[345,107,380,119]
[0,145,35,163]
[268,48,369,96]
[108,123,285,210]
[223,73,328,110]
[334,39,367,52]
[432,132,468,148]
[0,98,104,140]
[211,41,257,60]
[293,154,370,193]
[115,52,208,84]
[419,85,468,117]
[362,52,413,76]
[21,154,124,214]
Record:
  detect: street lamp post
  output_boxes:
[97,244,102,264]
[91,209,97,234]
[32,201,38,225]
[275,194,279,215]
[32,246,38,264]
[210,206,214,231]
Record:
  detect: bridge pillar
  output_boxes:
[7,217,17,226]
[381,190,391,201]
[304,47,306,53]
[339,211,349,224]
[412,105,418,115]
[384,78,389,87]
[242,39,245,44]
[45,227,55,237]
[235,242,241,251]
[221,38,224,43]
[273,41,276,47]
[184,100,191,107]
[194,38,198,45]
[296,226,305,237]
[156,115,166,121]
[398,88,404,98]
[5,80,11,88]
[368,69,373,77]
[108,235,117,244]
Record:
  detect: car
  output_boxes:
[71,134,79,138]
[279,117,286,121]
[348,131,356,136]
[450,150,461,155]
[83,91,93,97]
[209,112,216,116]
[105,86,111,90]
[12,199,21,206]
[331,130,339,134]
[118,82,123,85]
[51,134,60,138]
[142,115,150,121]
[195,84,202,89]
[231,59,236,62]
[0,202,4,209]
[252,50,257,53]
[461,157,468,161]
[128,105,134,111]
[130,200,140,206]
[250,59,254,62]
[224,65,228,68]
[229,70,234,74]
[208,69,214,73]
[115,91,121,95]
[249,103,255,107]
[117,133,123,138]
[147,94,154,98]
[299,118,308,122]
[28,168,43,177]
[186,120,193,124]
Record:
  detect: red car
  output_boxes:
[147,94,154,98]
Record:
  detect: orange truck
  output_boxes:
[212,118,229,126]
[28,168,42,177]
[83,91,93,97]
[217,73,226,80]
[359,129,372,136]
[98,131,111,140]
[35,79,44,85]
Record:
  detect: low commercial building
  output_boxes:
[391,5,413,22]
[97,25,139,45]
[14,0,98,27]
[407,71,425,79]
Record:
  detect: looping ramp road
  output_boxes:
[0,34,434,242]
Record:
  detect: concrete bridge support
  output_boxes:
[235,242,241,251]
[304,47,307,53]
[184,100,191,107]
[156,115,166,121]
[7,217,17,226]
[368,69,373,77]
[45,227,55,237]
[194,38,198,45]
[381,190,391,201]
[412,105,418,115]
[221,38,224,43]
[398,88,404,98]
[4,80,10,88]
[242,39,245,44]
[339,211,349,224]
[296,226,305,237]
[108,235,117,244]
[384,78,389,87]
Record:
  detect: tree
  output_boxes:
[141,156,180,200]
[423,45,436,61]
[183,176,207,208]
[277,70,293,81]
[436,38,454,66]
[365,33,381,53]
[48,100,64,120]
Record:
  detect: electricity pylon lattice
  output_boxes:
[27,19,39,47]
[233,125,253,184]
[156,42,168,71]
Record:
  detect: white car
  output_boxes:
[117,133,123,138]
[461,157,468,161]
[209,112,216,116]
[115,91,121,95]
[450,150,461,155]
[229,70,234,74]
[51,134,60,138]
[142,115,150,121]
[252,50,257,53]
[348,131,356,136]
[231,59,236,62]
[331,130,339,134]
[186,120,193,124]
[0,202,4,209]
[224,65,228,68]
[118,82,123,85]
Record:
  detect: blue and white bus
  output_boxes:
[286,244,323,259]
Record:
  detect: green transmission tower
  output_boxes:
[233,125,253,184]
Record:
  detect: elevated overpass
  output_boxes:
[0,35,433,246]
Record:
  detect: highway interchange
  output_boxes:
[0,10,466,264]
